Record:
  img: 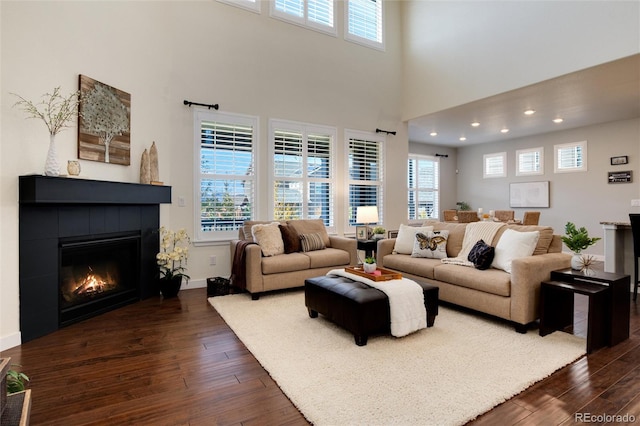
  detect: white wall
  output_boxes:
[455,117,640,259]
[0,1,406,349]
[402,1,640,120]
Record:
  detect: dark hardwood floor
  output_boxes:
[2,280,640,425]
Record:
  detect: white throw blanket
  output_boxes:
[441,221,506,267]
[327,269,426,337]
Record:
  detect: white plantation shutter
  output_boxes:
[347,132,383,227]
[272,0,335,34]
[346,0,383,48]
[196,110,256,240]
[271,121,335,227]
[516,147,544,176]
[483,152,506,178]
[408,155,439,220]
[555,141,587,173]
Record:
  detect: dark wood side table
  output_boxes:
[539,268,630,354]
[357,239,377,259]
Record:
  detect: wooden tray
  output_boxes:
[345,266,402,282]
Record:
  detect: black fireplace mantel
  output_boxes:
[19,175,171,205]
[18,175,172,342]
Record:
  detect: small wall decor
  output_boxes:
[78,75,131,165]
[509,181,550,208]
[608,171,632,183]
[610,155,628,165]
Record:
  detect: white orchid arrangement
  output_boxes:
[12,87,81,136]
[156,227,191,281]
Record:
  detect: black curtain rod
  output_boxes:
[183,100,219,110]
[435,153,449,158]
[375,128,396,136]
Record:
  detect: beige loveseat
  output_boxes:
[230,219,357,300]
[377,222,571,332]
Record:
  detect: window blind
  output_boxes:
[408,155,439,220]
[348,135,383,226]
[347,0,382,43]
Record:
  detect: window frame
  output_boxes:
[345,129,384,232]
[344,0,385,50]
[217,0,261,14]
[270,0,337,36]
[193,109,259,242]
[408,154,440,221]
[483,152,507,178]
[554,141,588,173]
[516,147,544,176]
[269,119,337,232]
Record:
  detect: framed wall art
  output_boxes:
[610,155,628,165]
[78,75,131,165]
[509,181,550,208]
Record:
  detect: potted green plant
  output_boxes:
[156,227,191,297]
[363,256,377,273]
[456,201,471,211]
[372,226,386,240]
[561,222,601,270]
[7,366,29,395]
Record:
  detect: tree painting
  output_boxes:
[78,75,131,165]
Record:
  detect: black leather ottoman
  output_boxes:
[304,274,439,346]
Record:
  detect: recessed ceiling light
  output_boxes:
[430,132,438,136]
[524,109,536,115]
[459,137,467,141]
[501,128,510,133]
[553,118,564,123]
[471,121,480,127]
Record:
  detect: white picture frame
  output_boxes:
[510,181,550,208]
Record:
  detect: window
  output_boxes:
[271,0,335,35]
[345,0,384,49]
[408,155,439,220]
[270,120,336,230]
[346,130,383,228]
[217,0,261,13]
[483,152,506,178]
[516,147,544,176]
[555,141,587,173]
[195,110,257,241]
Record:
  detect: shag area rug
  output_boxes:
[209,290,585,425]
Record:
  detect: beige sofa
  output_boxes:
[377,222,571,332]
[230,219,357,299]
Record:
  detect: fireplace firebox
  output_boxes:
[59,233,141,326]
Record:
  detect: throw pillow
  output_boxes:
[299,233,326,252]
[491,229,540,273]
[279,224,301,254]
[411,230,449,259]
[393,224,434,255]
[467,239,495,270]
[251,222,285,257]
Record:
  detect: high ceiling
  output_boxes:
[408,54,640,147]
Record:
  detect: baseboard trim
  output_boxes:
[0,331,22,351]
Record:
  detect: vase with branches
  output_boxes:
[12,87,81,176]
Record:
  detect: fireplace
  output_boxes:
[59,232,141,326]
[19,175,171,342]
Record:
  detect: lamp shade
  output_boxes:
[356,206,379,224]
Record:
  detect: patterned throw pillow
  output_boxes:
[411,230,449,259]
[299,233,326,252]
[467,239,495,270]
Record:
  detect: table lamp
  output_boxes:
[356,206,379,240]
